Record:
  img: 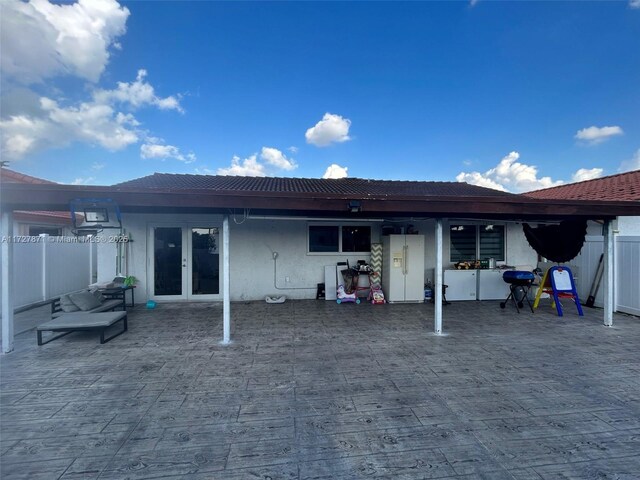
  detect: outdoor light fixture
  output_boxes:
[84,208,109,223]
[348,200,362,213]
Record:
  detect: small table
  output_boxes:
[37,311,128,345]
[99,286,135,308]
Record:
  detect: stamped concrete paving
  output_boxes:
[1,300,639,479]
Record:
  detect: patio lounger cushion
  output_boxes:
[51,299,124,318]
[51,290,126,318]
[90,288,106,303]
[59,294,80,312]
[69,291,103,311]
[37,311,128,345]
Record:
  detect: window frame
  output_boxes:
[449,223,506,262]
[307,223,373,255]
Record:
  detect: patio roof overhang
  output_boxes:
[2,182,640,220]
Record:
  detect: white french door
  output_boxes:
[149,225,221,301]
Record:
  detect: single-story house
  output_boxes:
[2,172,639,353]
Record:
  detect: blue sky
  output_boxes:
[1,0,639,192]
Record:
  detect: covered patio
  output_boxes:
[2,300,639,479]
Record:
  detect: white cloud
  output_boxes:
[322,164,349,179]
[0,96,138,158]
[456,151,564,193]
[469,0,480,6]
[0,2,190,162]
[1,0,129,84]
[619,149,640,172]
[94,69,183,113]
[455,171,508,192]
[91,162,105,170]
[630,0,640,9]
[217,154,266,177]
[71,176,95,185]
[260,147,297,171]
[575,125,623,145]
[0,71,184,160]
[140,140,195,163]
[571,167,603,183]
[305,113,352,147]
[216,146,300,176]
[288,146,299,154]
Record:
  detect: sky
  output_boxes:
[1,0,639,192]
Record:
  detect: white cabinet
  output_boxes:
[444,270,477,301]
[382,235,425,302]
[477,269,510,300]
[443,269,512,301]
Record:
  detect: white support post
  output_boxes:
[222,215,231,344]
[88,237,94,285]
[2,211,14,354]
[434,218,443,335]
[603,218,614,327]
[40,233,49,300]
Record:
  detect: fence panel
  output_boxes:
[570,236,604,307]
[0,237,94,310]
[45,238,92,299]
[616,236,640,316]
[12,242,45,307]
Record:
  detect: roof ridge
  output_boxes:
[122,172,467,185]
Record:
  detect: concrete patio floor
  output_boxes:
[1,299,640,479]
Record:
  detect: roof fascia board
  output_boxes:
[1,183,638,219]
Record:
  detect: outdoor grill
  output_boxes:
[500,270,535,313]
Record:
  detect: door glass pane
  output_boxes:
[192,228,219,295]
[154,227,183,295]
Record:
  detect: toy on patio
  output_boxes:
[336,284,359,304]
[369,285,386,304]
[336,264,360,304]
[533,266,583,317]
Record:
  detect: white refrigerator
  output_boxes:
[382,235,425,303]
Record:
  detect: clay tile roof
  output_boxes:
[0,167,57,184]
[1,168,74,225]
[525,170,640,202]
[115,173,514,197]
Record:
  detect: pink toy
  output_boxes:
[336,285,360,304]
[369,285,386,304]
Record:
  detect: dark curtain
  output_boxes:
[522,220,588,263]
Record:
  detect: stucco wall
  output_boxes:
[617,216,640,236]
[95,214,540,303]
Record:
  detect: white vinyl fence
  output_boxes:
[570,235,640,317]
[0,236,97,310]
